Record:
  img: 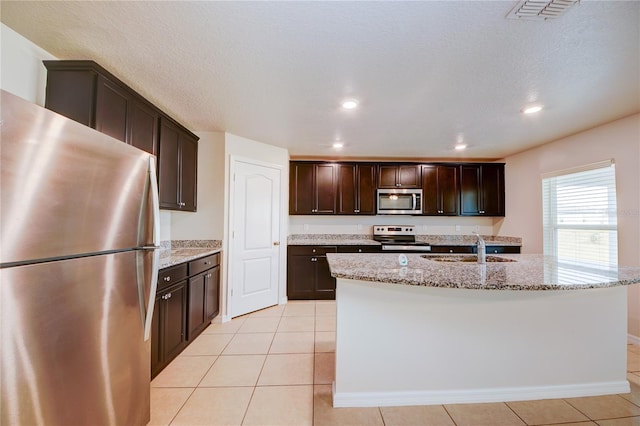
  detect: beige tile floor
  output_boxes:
[150,300,640,426]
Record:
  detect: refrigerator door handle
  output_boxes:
[142,156,161,341]
[149,156,160,247]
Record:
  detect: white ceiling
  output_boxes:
[2,1,639,159]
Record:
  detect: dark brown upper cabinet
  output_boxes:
[43,60,198,211]
[378,164,422,188]
[459,163,505,216]
[289,162,337,214]
[159,118,198,212]
[44,61,161,155]
[336,163,376,215]
[422,164,459,215]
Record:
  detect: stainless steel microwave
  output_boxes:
[376,188,422,215]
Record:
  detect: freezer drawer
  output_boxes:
[1,251,152,426]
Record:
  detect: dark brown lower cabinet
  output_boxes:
[153,253,220,378]
[151,280,188,378]
[188,264,220,340]
[287,246,337,300]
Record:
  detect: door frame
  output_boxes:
[225,155,287,320]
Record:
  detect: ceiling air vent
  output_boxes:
[507,0,579,21]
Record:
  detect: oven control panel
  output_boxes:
[373,225,416,236]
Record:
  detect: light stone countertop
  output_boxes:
[159,241,222,269]
[326,253,640,291]
[287,234,522,247]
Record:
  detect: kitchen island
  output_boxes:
[327,253,640,408]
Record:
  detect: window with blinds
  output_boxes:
[542,161,618,272]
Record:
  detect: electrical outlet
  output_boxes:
[357,224,363,231]
[303,224,309,231]
[455,225,461,232]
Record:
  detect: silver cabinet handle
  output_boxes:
[358,249,362,253]
[312,249,316,253]
[164,276,171,282]
[273,242,280,246]
[311,257,317,262]
[449,249,453,253]
[207,273,212,278]
[204,261,209,265]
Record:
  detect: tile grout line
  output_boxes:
[166,386,197,425]
[441,404,458,426]
[503,401,527,425]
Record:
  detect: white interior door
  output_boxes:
[230,159,281,317]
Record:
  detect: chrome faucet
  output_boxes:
[474,232,486,264]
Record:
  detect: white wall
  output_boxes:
[222,133,290,320]
[1,23,56,104]
[170,131,225,240]
[496,114,640,338]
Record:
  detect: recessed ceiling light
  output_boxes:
[522,105,543,114]
[341,99,359,109]
[454,144,467,151]
[332,142,344,149]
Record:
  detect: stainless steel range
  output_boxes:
[372,225,432,252]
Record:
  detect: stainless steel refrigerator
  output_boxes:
[0,90,160,425]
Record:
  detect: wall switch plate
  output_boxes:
[455,225,461,232]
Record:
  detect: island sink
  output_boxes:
[421,254,517,262]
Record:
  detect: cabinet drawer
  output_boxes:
[288,246,337,256]
[189,253,220,276]
[158,263,188,290]
[430,245,474,254]
[485,246,521,254]
[337,246,382,253]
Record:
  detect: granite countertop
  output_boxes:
[287,234,522,247]
[158,240,222,269]
[326,253,640,291]
[159,248,222,269]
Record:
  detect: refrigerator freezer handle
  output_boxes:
[142,248,159,341]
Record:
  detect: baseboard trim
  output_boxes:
[629,333,640,346]
[332,381,630,408]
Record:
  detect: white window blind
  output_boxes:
[542,162,618,271]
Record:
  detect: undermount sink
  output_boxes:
[421,254,517,263]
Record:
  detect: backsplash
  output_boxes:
[288,215,499,236]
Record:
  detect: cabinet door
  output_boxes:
[480,165,504,216]
[128,99,159,156]
[44,69,97,127]
[336,164,357,214]
[95,76,130,143]
[287,255,316,299]
[314,256,336,299]
[289,163,315,214]
[205,266,220,321]
[460,165,481,215]
[378,165,399,188]
[357,164,377,214]
[162,282,187,362]
[180,133,198,211]
[315,163,336,213]
[422,165,439,215]
[188,273,205,340]
[398,165,421,188]
[159,120,181,209]
[439,165,459,215]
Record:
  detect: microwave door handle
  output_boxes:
[412,194,417,211]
